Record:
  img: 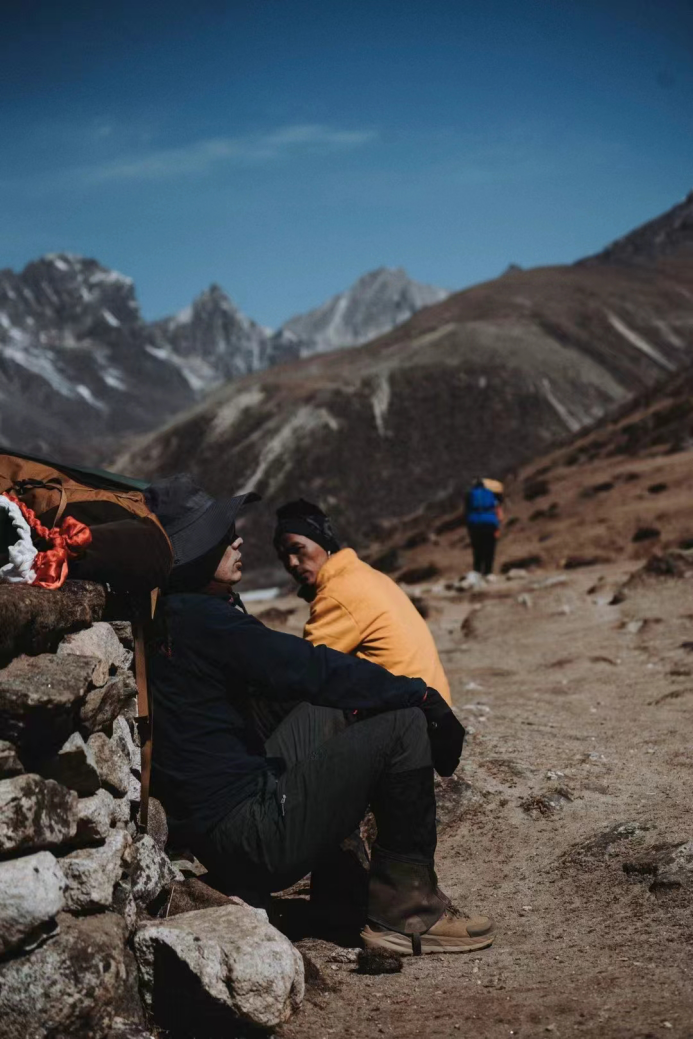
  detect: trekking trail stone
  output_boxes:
[129,834,177,906]
[88,731,131,796]
[134,903,305,1031]
[0,911,138,1039]
[0,653,102,757]
[58,621,132,672]
[0,580,106,665]
[0,850,66,956]
[61,829,132,911]
[80,674,138,735]
[42,730,100,795]
[73,787,118,844]
[0,774,78,855]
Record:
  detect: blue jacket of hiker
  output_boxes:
[465,485,500,527]
[148,592,427,841]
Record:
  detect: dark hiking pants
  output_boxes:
[468,523,497,575]
[198,703,435,894]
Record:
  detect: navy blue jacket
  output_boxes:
[149,592,427,840]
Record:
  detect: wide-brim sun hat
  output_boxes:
[144,473,260,568]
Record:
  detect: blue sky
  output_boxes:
[2,0,692,327]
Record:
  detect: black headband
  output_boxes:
[274,499,340,555]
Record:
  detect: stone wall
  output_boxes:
[0,582,303,1039]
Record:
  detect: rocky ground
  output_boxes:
[253,552,693,1039]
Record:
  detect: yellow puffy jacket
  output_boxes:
[304,548,451,704]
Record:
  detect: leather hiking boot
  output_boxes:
[365,846,495,956]
[361,905,495,956]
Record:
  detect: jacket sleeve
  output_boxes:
[304,595,361,654]
[193,599,426,711]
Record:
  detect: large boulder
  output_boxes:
[41,731,100,795]
[0,851,66,956]
[0,911,140,1039]
[0,654,101,760]
[129,834,177,907]
[0,580,106,667]
[87,732,131,796]
[0,774,77,855]
[135,903,305,1032]
[80,674,138,736]
[61,830,132,912]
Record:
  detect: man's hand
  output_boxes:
[420,688,465,777]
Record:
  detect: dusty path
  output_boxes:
[266,559,693,1039]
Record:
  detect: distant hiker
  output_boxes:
[274,498,451,704]
[464,478,502,576]
[146,474,494,956]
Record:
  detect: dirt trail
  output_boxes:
[262,559,693,1039]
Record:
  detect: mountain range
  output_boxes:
[113,191,693,585]
[0,260,444,460]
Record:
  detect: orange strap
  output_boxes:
[134,589,159,833]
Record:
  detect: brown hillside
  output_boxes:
[373,358,693,584]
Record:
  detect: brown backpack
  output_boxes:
[0,448,170,830]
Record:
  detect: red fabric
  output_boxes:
[5,494,92,590]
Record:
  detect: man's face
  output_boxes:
[277,533,329,590]
[209,535,244,592]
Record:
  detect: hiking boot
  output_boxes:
[361,906,495,956]
[365,845,495,956]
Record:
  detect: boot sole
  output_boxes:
[361,927,495,956]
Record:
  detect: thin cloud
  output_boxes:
[79,124,377,184]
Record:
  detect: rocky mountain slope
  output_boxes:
[0,256,443,461]
[0,255,195,463]
[115,191,693,585]
[580,189,693,267]
[279,267,448,354]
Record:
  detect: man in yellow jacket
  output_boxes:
[274,499,451,704]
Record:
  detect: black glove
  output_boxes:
[420,688,465,777]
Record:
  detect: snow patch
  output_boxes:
[541,378,582,433]
[2,341,76,398]
[89,268,133,288]
[606,312,675,371]
[102,309,121,328]
[76,384,107,411]
[171,305,193,327]
[207,387,266,440]
[651,320,685,349]
[241,406,339,497]
[101,368,128,391]
[371,373,391,436]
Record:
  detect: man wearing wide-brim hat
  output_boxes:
[144,474,495,957]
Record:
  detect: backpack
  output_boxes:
[0,449,172,594]
[0,447,171,831]
[465,483,500,526]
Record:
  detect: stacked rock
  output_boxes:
[0,582,304,1039]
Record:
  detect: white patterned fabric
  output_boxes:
[0,494,37,584]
